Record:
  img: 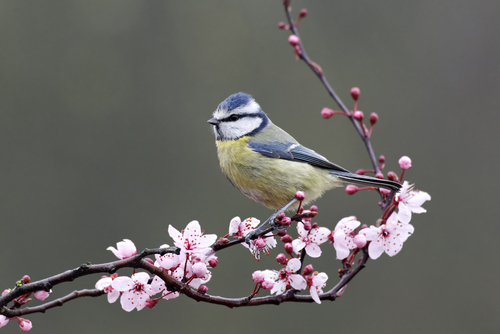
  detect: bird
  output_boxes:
[207,92,401,212]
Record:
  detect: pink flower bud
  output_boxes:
[299,8,308,17]
[197,285,208,294]
[18,318,32,332]
[350,87,360,101]
[284,243,294,255]
[276,253,287,265]
[321,108,335,119]
[2,289,9,296]
[252,270,265,283]
[0,315,9,328]
[255,237,266,249]
[361,224,368,229]
[379,155,385,163]
[281,217,292,227]
[345,185,358,195]
[302,264,314,275]
[261,279,275,290]
[192,262,207,278]
[295,190,305,201]
[34,290,50,301]
[302,221,312,230]
[276,212,286,221]
[305,275,313,286]
[387,171,398,182]
[398,156,412,170]
[288,34,300,46]
[311,222,318,229]
[277,230,287,237]
[356,169,365,175]
[309,205,318,212]
[369,112,378,125]
[353,111,364,121]
[208,258,218,268]
[353,234,367,248]
[280,234,293,243]
[379,188,391,195]
[278,22,287,29]
[21,275,30,284]
[375,172,384,179]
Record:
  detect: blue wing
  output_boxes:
[248,141,350,172]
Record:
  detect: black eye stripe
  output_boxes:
[220,113,261,123]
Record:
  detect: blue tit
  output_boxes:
[207,92,401,211]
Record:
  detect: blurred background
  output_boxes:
[0,0,498,333]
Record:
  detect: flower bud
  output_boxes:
[398,156,412,170]
[379,188,391,195]
[387,171,398,182]
[299,8,308,17]
[302,221,312,230]
[345,185,358,195]
[276,253,287,265]
[356,169,365,175]
[278,22,287,29]
[321,108,334,119]
[379,155,385,164]
[281,217,292,227]
[369,112,378,125]
[309,205,318,212]
[276,212,286,222]
[18,318,32,332]
[277,230,287,237]
[295,190,305,201]
[280,234,293,243]
[302,264,314,275]
[21,275,30,284]
[197,285,208,294]
[311,222,318,229]
[261,279,275,290]
[375,172,384,179]
[353,234,367,248]
[288,34,300,46]
[252,270,265,283]
[305,275,313,286]
[208,258,218,268]
[34,290,50,301]
[145,298,159,309]
[2,289,9,296]
[353,111,364,121]
[284,243,294,256]
[350,87,360,101]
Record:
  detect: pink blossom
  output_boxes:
[228,216,259,238]
[0,315,9,328]
[261,279,275,290]
[398,156,412,170]
[295,191,305,201]
[268,259,307,295]
[150,275,179,300]
[192,262,208,278]
[395,181,431,224]
[112,272,153,312]
[353,111,364,121]
[154,244,183,271]
[95,274,120,303]
[242,232,277,259]
[168,221,217,255]
[321,108,335,119]
[309,272,328,304]
[333,216,361,259]
[18,318,32,332]
[107,239,137,259]
[359,214,414,259]
[292,222,331,258]
[34,290,51,301]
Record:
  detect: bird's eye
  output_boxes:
[229,114,240,121]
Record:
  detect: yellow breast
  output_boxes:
[215,137,341,210]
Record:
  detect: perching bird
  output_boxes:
[208,92,401,211]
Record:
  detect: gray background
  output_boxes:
[0,0,498,333]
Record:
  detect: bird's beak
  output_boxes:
[207,118,219,125]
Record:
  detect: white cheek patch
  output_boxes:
[219,117,263,140]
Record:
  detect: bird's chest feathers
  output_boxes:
[215,137,261,180]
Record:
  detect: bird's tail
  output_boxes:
[332,171,401,192]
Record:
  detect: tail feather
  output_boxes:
[332,171,401,191]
